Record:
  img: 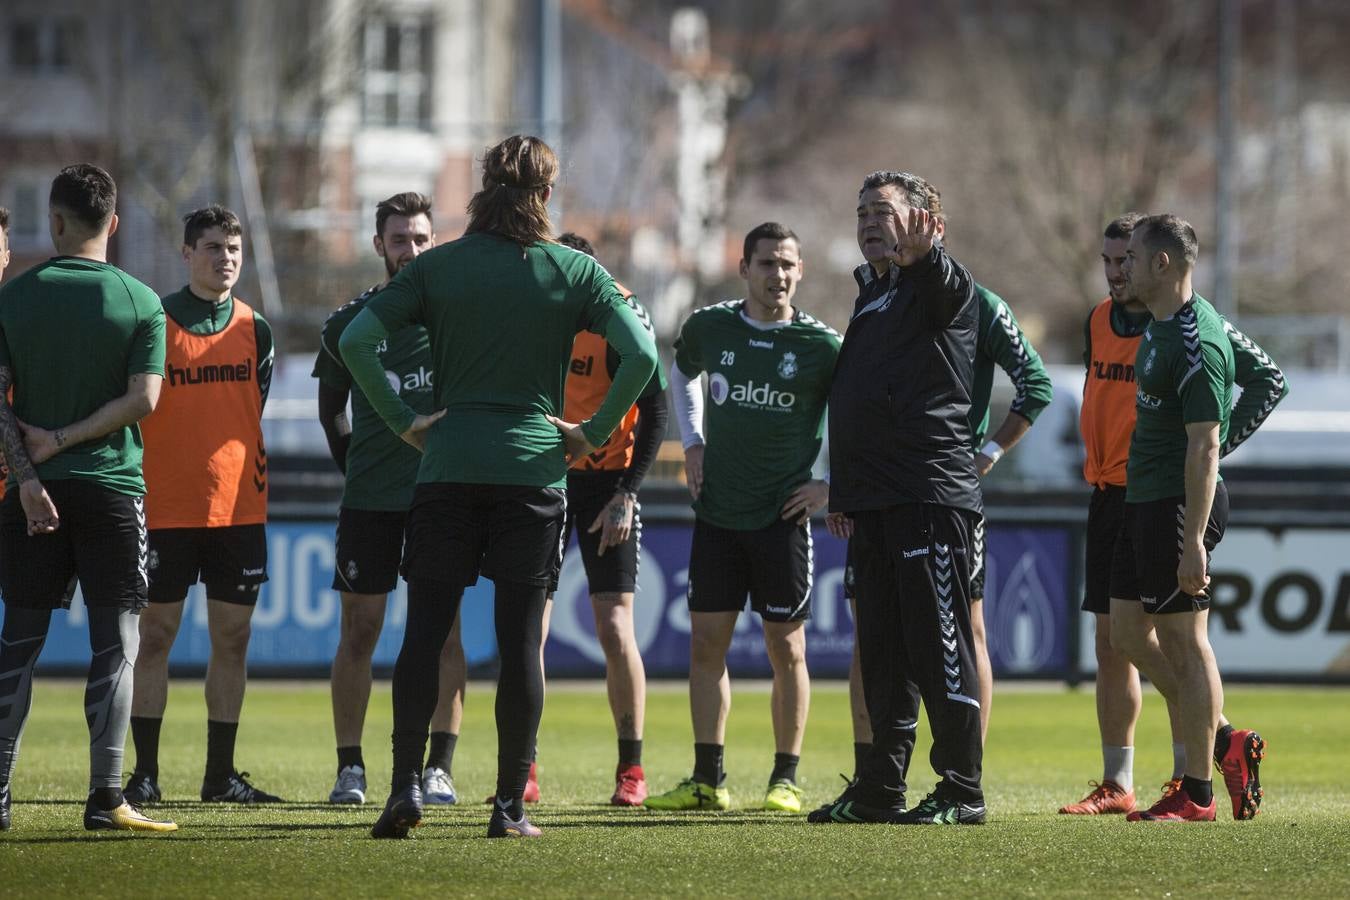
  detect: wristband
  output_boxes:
[980,441,1004,464]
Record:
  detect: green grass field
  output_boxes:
[2,679,1348,898]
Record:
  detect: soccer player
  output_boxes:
[813,171,986,826]
[545,231,668,806]
[839,180,1052,778]
[339,135,658,839]
[645,222,839,815]
[122,206,280,805]
[0,163,175,833]
[314,191,469,806]
[1063,213,1284,820]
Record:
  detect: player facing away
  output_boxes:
[340,135,658,839]
[122,206,280,805]
[645,223,839,815]
[0,164,175,833]
[314,192,469,806]
[542,231,669,806]
[838,178,1053,778]
[813,171,986,826]
[1063,213,1284,820]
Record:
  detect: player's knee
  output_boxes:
[210,619,252,658]
[138,615,178,658]
[764,630,807,671]
[689,629,726,667]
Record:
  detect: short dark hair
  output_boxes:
[1104,212,1145,241]
[860,170,934,212]
[183,205,243,248]
[375,191,433,238]
[49,164,116,231]
[1135,214,1199,267]
[742,222,799,263]
[557,232,596,258]
[0,206,9,235]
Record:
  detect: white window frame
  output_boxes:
[361,14,433,130]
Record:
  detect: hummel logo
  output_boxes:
[747,338,775,349]
[902,547,929,559]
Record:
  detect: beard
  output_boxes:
[383,254,399,279]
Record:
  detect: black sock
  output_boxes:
[492,581,547,817]
[391,579,464,792]
[205,720,239,784]
[853,742,871,781]
[693,742,724,786]
[89,787,123,810]
[426,732,457,774]
[618,738,643,768]
[771,752,800,785]
[337,745,364,774]
[1182,775,1213,806]
[130,716,163,779]
[1214,723,1235,763]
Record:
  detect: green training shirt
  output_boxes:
[969,284,1053,449]
[338,233,658,490]
[313,286,434,511]
[0,256,166,495]
[1083,302,1288,459]
[1127,293,1234,503]
[674,300,841,530]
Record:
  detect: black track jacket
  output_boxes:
[828,245,983,515]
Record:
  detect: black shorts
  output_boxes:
[1109,483,1229,615]
[0,480,148,611]
[333,507,407,595]
[550,470,640,596]
[402,482,566,589]
[147,524,269,605]
[1083,485,1127,614]
[687,516,812,623]
[969,515,987,601]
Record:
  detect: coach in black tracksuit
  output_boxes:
[816,171,985,825]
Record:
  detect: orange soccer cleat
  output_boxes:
[1059,780,1136,815]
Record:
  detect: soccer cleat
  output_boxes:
[370,783,424,839]
[1159,778,1184,801]
[201,771,283,804]
[893,792,987,825]
[1058,780,1136,815]
[763,779,805,813]
[642,777,730,811]
[123,771,162,806]
[484,761,541,804]
[1217,728,1266,820]
[807,775,904,824]
[487,798,542,838]
[610,764,648,807]
[421,766,457,805]
[1127,786,1216,822]
[1,783,11,831]
[83,797,178,833]
[329,765,367,804]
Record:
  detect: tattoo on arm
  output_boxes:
[607,501,627,527]
[0,366,38,483]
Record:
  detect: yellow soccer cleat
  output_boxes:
[84,799,179,833]
[642,777,730,811]
[763,779,804,813]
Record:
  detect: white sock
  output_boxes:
[1102,745,1134,792]
[1171,742,1187,780]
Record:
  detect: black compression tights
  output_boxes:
[391,578,547,815]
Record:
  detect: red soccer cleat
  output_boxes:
[1217,729,1266,820]
[610,764,648,807]
[1159,778,1183,802]
[1126,785,1216,822]
[1058,780,1136,815]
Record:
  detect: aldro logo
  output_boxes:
[385,367,433,395]
[708,372,796,411]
